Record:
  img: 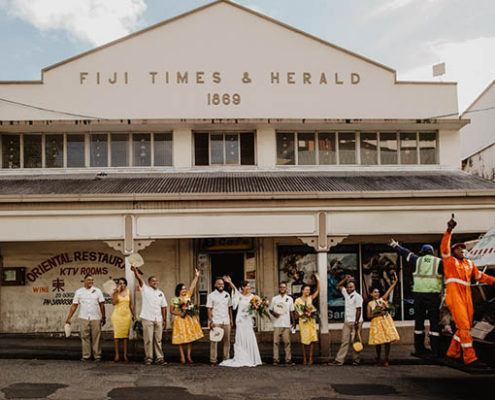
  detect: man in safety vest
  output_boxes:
[389,239,443,357]
[441,216,495,367]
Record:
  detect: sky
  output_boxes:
[0,0,494,112]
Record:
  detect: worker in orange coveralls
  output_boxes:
[441,216,495,368]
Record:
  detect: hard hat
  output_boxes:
[452,242,466,250]
[421,244,434,253]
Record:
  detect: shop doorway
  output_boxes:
[210,253,245,290]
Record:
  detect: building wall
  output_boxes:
[463,143,495,181]
[461,82,495,159]
[0,239,182,333]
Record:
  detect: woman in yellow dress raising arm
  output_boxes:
[294,273,320,365]
[171,269,205,364]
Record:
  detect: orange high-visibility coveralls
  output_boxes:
[441,230,495,364]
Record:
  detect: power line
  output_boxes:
[0,97,104,120]
[1,95,494,121]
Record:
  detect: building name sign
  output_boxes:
[27,251,125,283]
[79,70,361,106]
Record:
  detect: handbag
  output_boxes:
[352,329,364,352]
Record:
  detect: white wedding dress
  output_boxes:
[220,290,262,368]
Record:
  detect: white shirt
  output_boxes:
[270,294,295,328]
[139,284,168,322]
[206,290,232,325]
[341,288,364,323]
[73,286,105,321]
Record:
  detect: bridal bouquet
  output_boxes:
[173,298,199,318]
[247,295,271,318]
[370,298,392,317]
[295,302,318,323]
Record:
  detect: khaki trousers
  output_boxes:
[335,321,363,363]
[273,327,292,363]
[142,318,164,362]
[210,324,231,363]
[79,319,102,360]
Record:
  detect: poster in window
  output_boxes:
[327,253,359,321]
[278,249,316,298]
[362,246,401,320]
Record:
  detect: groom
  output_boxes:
[206,277,234,364]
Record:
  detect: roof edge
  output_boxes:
[462,79,495,116]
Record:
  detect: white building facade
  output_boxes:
[461,80,495,181]
[1,0,495,357]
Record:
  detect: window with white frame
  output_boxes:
[193,131,255,166]
[0,132,173,168]
[276,131,438,165]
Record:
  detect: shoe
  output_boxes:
[465,360,490,370]
[144,360,152,365]
[210,361,218,366]
[382,360,389,367]
[330,360,344,366]
[352,360,360,366]
[155,359,167,366]
[80,358,90,362]
[94,358,101,363]
[273,360,279,365]
[286,361,296,366]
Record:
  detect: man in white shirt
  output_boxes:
[332,275,364,366]
[270,282,296,365]
[206,277,233,364]
[132,266,168,365]
[66,274,106,361]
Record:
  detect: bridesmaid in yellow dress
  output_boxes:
[367,271,400,367]
[171,268,204,364]
[295,273,320,365]
[111,278,136,362]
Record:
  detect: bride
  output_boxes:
[220,276,262,367]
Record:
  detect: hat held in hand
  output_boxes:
[210,327,224,342]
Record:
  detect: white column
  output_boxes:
[173,128,192,168]
[256,127,276,167]
[317,251,328,334]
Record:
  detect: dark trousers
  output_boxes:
[414,292,441,333]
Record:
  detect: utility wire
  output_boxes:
[0,97,104,120]
[1,95,494,121]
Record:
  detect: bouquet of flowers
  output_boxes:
[172,298,199,318]
[371,298,392,317]
[295,302,318,323]
[247,295,271,318]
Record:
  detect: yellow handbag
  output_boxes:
[352,330,364,352]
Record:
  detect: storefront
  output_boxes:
[1,1,495,358]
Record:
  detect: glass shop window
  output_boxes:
[154,133,173,166]
[419,132,437,164]
[318,132,336,165]
[1,135,20,169]
[194,132,255,166]
[90,134,108,167]
[379,132,398,165]
[66,134,85,168]
[361,244,402,321]
[45,134,64,168]
[110,134,129,167]
[360,132,378,165]
[297,132,316,165]
[23,134,42,168]
[276,132,295,165]
[133,133,151,166]
[338,132,356,164]
[400,132,418,165]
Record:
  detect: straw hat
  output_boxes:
[274,302,288,315]
[103,278,117,294]
[128,253,144,267]
[210,327,224,342]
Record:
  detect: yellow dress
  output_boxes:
[295,297,318,345]
[172,291,204,345]
[368,299,400,345]
[111,292,132,339]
